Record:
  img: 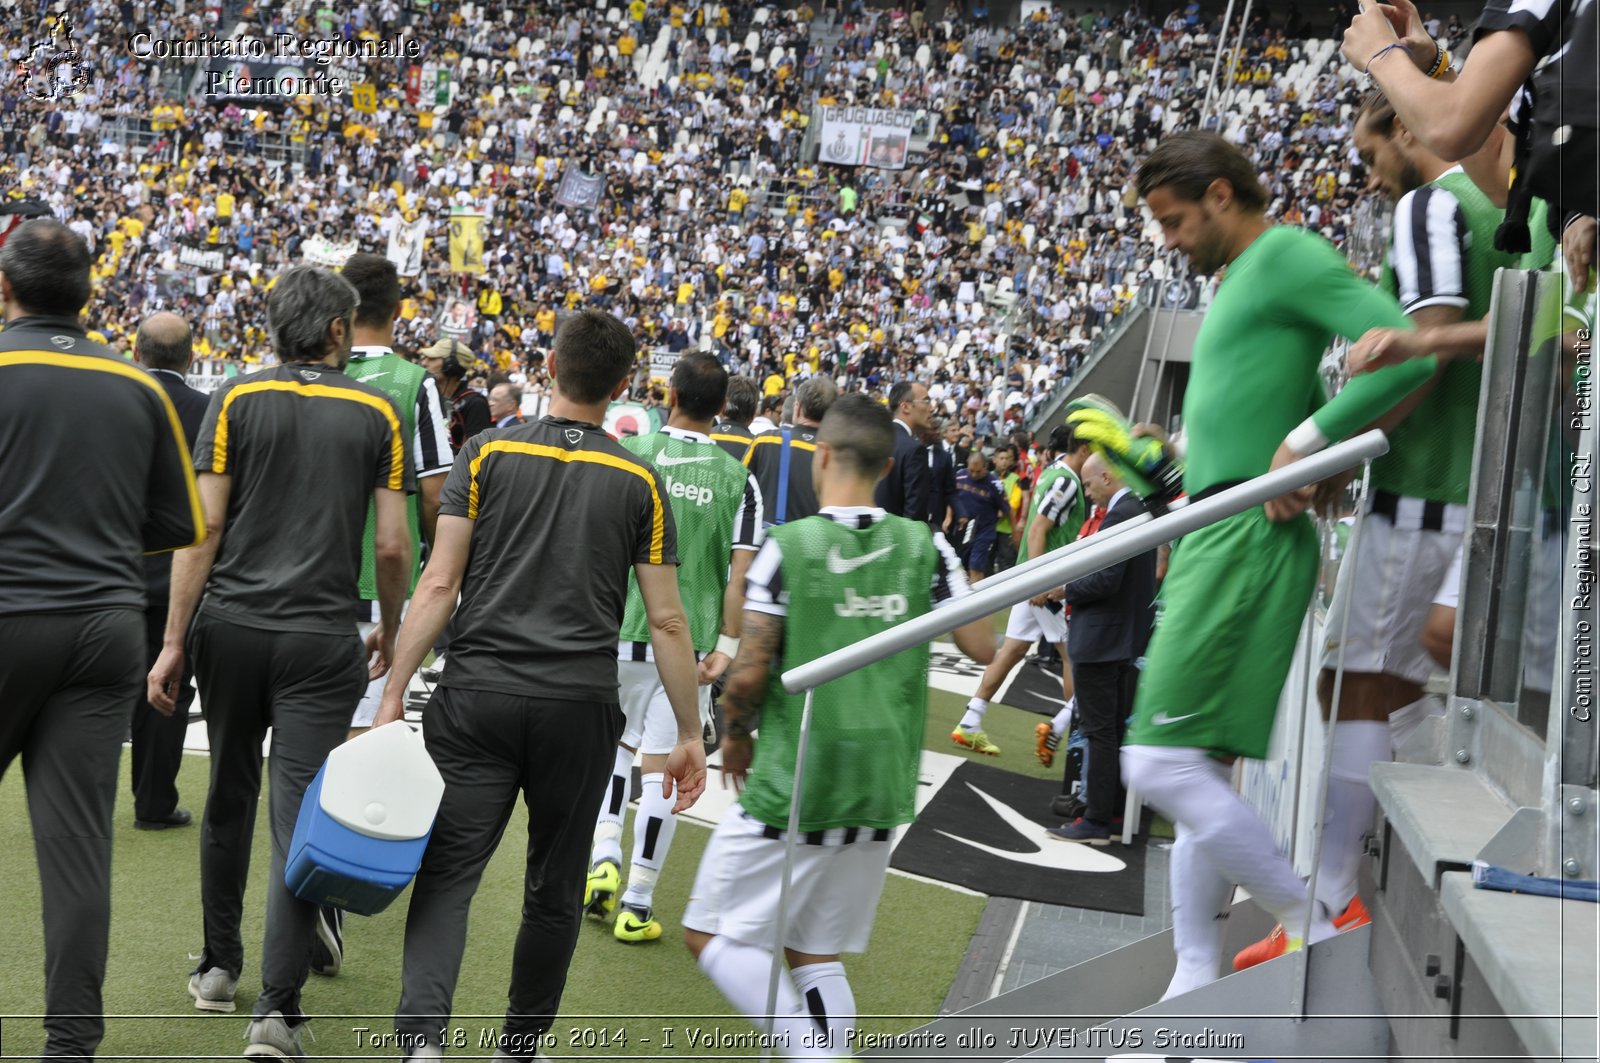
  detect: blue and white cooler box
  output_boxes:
[286,723,445,915]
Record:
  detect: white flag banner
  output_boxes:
[302,235,359,268]
[815,106,916,169]
[386,216,428,277]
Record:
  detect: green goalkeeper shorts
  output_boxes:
[1125,506,1319,760]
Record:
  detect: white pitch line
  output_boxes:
[988,897,1031,1000]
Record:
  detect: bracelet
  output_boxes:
[716,634,741,659]
[1427,43,1452,78]
[1366,42,1407,74]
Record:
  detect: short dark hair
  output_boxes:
[552,309,637,404]
[0,219,92,317]
[670,352,729,421]
[888,380,920,413]
[1046,424,1086,454]
[1135,131,1267,212]
[135,314,192,372]
[818,393,896,478]
[722,375,759,424]
[795,375,838,421]
[341,253,401,327]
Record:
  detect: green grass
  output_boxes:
[0,752,982,1059]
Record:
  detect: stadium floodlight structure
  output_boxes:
[757,429,1393,1050]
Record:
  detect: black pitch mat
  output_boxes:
[892,760,1146,915]
[997,656,1072,717]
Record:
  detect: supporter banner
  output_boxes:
[185,364,238,394]
[439,297,477,339]
[604,401,662,439]
[648,349,679,386]
[302,235,358,267]
[386,215,427,277]
[815,106,916,170]
[448,210,485,274]
[1161,275,1201,310]
[405,64,422,105]
[177,244,226,271]
[554,168,606,210]
[351,81,377,113]
[435,68,450,106]
[192,55,362,104]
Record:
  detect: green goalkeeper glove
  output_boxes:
[1065,407,1186,514]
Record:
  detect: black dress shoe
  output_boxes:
[135,807,193,830]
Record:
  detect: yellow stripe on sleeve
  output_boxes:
[212,379,405,490]
[466,439,667,563]
[0,351,205,549]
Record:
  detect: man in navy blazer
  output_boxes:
[875,379,931,520]
[131,313,209,830]
[1048,453,1158,844]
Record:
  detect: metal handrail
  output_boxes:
[757,429,1389,1051]
[782,429,1391,693]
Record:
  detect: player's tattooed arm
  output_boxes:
[721,609,784,738]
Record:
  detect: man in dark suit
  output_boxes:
[1047,453,1157,845]
[131,312,209,829]
[875,380,931,519]
[925,417,957,532]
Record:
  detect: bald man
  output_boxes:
[130,313,210,829]
[1046,452,1158,844]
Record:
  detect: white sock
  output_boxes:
[1387,695,1439,755]
[1161,824,1232,1000]
[697,936,834,1060]
[591,746,634,868]
[620,772,678,910]
[1050,697,1075,737]
[959,698,988,730]
[1122,745,1336,943]
[791,961,855,1054]
[1313,721,1389,914]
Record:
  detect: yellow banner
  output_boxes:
[448,212,484,275]
[351,82,377,114]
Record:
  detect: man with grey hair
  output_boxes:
[743,375,838,525]
[130,312,210,832]
[147,265,416,1059]
[0,218,202,1062]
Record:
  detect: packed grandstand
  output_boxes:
[0,0,1427,435]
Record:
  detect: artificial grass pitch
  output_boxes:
[0,750,982,1059]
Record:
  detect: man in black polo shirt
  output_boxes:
[710,373,759,459]
[372,309,707,1062]
[147,266,414,1059]
[743,375,837,525]
[0,219,202,1063]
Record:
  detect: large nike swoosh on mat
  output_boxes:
[935,784,1126,873]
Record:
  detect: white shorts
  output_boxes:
[1432,542,1463,610]
[1321,502,1465,685]
[352,601,410,728]
[618,659,712,755]
[1004,600,1068,645]
[682,808,893,955]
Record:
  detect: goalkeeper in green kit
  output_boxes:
[682,394,995,1058]
[1072,132,1439,1000]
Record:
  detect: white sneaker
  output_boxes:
[243,1010,306,1060]
[187,966,239,1013]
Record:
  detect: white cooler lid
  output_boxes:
[318,724,445,841]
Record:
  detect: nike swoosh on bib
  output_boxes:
[935,784,1126,873]
[825,544,895,574]
[1151,710,1200,726]
[656,453,713,466]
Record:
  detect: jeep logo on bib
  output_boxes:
[834,587,908,621]
[665,477,714,507]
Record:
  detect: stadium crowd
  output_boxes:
[4,0,1382,438]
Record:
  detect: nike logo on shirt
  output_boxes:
[826,544,895,574]
[1151,710,1200,726]
[656,453,713,466]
